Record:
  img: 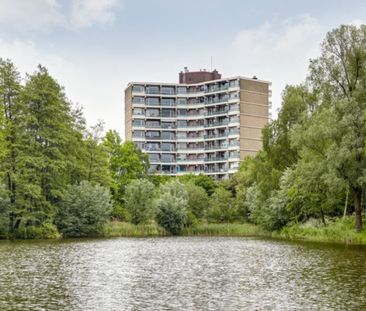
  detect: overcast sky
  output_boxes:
[0,0,365,138]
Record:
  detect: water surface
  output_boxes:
[0,237,365,310]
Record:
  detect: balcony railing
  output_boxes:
[204,120,229,128]
[205,108,228,116]
[204,145,228,150]
[204,133,228,139]
[205,156,228,162]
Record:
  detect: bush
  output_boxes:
[56,181,112,237]
[155,181,188,235]
[124,178,156,224]
[14,222,60,239]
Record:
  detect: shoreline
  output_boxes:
[1,218,366,245]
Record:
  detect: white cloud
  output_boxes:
[0,0,65,30]
[0,0,122,31]
[69,0,122,29]
[231,15,325,117]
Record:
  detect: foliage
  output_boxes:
[155,181,188,235]
[184,182,209,224]
[0,184,10,238]
[179,173,216,196]
[124,178,156,224]
[56,181,112,237]
[207,187,236,223]
[103,131,149,219]
[103,221,166,237]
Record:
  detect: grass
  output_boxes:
[103,217,366,245]
[275,216,366,244]
[103,221,167,237]
[182,223,269,237]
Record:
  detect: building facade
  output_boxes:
[125,69,271,179]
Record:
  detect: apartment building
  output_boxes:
[125,68,271,179]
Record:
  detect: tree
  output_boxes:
[11,65,85,234]
[0,184,10,238]
[179,173,216,196]
[56,181,112,237]
[155,181,188,235]
[307,24,366,231]
[0,59,22,233]
[124,179,155,224]
[185,182,209,223]
[84,121,110,187]
[104,131,149,219]
[207,187,235,223]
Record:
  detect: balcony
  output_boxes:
[204,145,228,151]
[204,120,229,128]
[205,110,228,117]
[204,132,228,139]
[205,156,228,162]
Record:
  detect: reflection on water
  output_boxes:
[0,237,366,310]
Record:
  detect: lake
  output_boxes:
[0,237,365,310]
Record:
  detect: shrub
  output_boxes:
[124,178,156,224]
[56,181,112,237]
[155,181,188,235]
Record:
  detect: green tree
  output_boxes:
[124,178,155,224]
[185,182,209,223]
[155,181,188,235]
[56,181,112,237]
[104,130,149,219]
[306,24,366,231]
[11,65,84,234]
[179,173,216,196]
[207,187,235,223]
[0,59,22,233]
[0,184,10,238]
[84,122,110,187]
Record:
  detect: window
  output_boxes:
[161,86,175,95]
[146,85,159,94]
[146,97,159,106]
[146,109,159,117]
[146,131,160,138]
[162,131,175,140]
[132,96,144,104]
[133,108,144,115]
[229,80,239,88]
[132,85,144,93]
[177,87,187,94]
[133,119,144,126]
[177,98,187,105]
[149,154,160,162]
[161,98,175,106]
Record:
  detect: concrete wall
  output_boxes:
[125,85,133,141]
[239,79,269,160]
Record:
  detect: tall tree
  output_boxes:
[0,59,22,233]
[13,65,83,232]
[103,130,149,218]
[307,24,366,231]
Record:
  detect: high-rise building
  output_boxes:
[125,68,271,179]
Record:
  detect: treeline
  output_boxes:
[232,24,366,232]
[1,24,365,239]
[0,59,241,238]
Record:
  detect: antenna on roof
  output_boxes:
[210,56,213,72]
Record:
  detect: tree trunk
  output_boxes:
[353,188,363,232]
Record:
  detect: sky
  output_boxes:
[0,0,365,139]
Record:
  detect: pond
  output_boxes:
[0,237,365,310]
